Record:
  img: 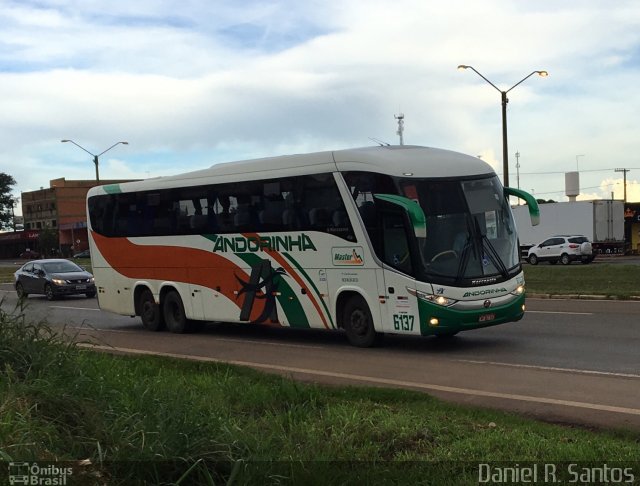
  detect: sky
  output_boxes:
[2,0,640,216]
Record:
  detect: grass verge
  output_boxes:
[1,305,639,485]
[524,263,640,298]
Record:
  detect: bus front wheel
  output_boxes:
[139,289,165,331]
[163,290,190,333]
[342,295,379,347]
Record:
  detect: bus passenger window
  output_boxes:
[382,208,413,276]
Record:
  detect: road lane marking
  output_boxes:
[527,310,593,315]
[456,360,640,379]
[51,306,101,311]
[67,327,132,334]
[79,343,640,417]
[212,337,324,349]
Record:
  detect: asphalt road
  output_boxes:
[1,283,639,431]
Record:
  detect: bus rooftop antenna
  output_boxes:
[369,137,390,146]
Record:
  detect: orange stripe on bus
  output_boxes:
[91,232,268,322]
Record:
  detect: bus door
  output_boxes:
[374,195,423,335]
[187,283,206,320]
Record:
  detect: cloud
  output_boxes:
[1,0,640,207]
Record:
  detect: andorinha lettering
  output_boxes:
[212,234,317,253]
[463,288,508,298]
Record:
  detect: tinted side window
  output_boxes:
[568,237,587,244]
[540,239,554,246]
[88,173,355,241]
[343,171,397,258]
[381,205,413,275]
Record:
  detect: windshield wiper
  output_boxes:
[472,217,509,279]
[454,216,477,282]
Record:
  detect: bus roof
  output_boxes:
[90,145,496,195]
[332,145,494,178]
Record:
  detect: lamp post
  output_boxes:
[61,140,128,183]
[515,151,521,204]
[614,168,631,203]
[457,65,548,187]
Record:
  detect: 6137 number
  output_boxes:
[393,314,414,331]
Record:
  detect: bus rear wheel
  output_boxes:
[139,289,165,331]
[342,295,379,347]
[163,290,190,333]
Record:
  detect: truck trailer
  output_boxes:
[512,200,625,256]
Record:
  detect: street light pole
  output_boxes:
[61,140,129,183]
[458,65,548,188]
[614,168,631,203]
[515,151,521,204]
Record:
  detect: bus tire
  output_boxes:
[139,288,165,332]
[342,295,379,347]
[163,290,189,333]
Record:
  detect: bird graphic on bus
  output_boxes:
[235,259,287,324]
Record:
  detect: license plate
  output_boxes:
[479,313,495,322]
[76,285,87,290]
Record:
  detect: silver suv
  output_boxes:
[527,235,594,265]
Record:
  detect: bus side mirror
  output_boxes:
[504,187,540,226]
[373,194,427,238]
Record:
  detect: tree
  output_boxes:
[0,172,18,231]
[38,227,59,258]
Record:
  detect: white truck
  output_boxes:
[512,200,625,256]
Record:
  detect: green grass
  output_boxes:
[524,264,640,298]
[0,265,19,283]
[1,305,639,485]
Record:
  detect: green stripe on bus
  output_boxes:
[283,252,335,329]
[103,184,122,194]
[236,253,309,329]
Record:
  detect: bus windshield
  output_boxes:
[396,175,519,284]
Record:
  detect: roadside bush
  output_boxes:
[0,299,79,383]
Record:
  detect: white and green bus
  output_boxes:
[87,145,539,346]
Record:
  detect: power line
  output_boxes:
[532,181,622,196]
[519,167,640,176]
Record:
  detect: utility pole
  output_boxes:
[394,113,404,145]
[515,151,521,205]
[614,168,631,203]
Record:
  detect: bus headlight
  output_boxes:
[407,288,457,307]
[511,285,525,296]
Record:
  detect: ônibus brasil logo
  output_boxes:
[8,462,73,485]
[332,247,364,266]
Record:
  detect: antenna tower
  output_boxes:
[394,113,405,145]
